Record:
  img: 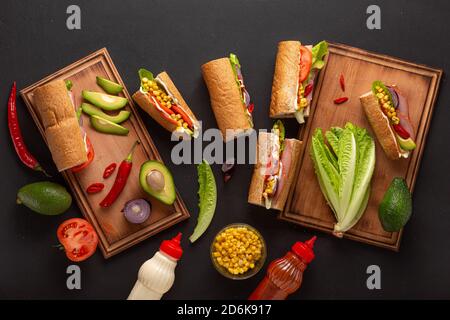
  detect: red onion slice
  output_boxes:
[123,199,151,224]
[387,86,399,108]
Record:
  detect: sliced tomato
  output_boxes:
[171,104,193,129]
[299,46,313,83]
[71,137,94,173]
[57,218,98,262]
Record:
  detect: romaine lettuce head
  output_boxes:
[310,123,375,235]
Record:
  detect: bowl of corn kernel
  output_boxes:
[210,223,266,280]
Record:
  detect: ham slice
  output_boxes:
[272,141,293,204]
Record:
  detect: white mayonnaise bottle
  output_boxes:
[128,233,183,300]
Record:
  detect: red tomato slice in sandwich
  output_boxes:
[57,218,98,262]
[299,46,313,83]
[71,137,94,173]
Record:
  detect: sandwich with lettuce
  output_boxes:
[133,69,200,139]
[201,54,254,142]
[270,40,328,124]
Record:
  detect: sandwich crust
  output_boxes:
[360,92,401,160]
[270,41,301,118]
[32,80,87,171]
[201,57,252,141]
[248,132,270,207]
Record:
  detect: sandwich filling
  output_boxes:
[295,41,328,124]
[371,80,416,156]
[262,120,285,209]
[139,69,199,138]
[229,54,254,128]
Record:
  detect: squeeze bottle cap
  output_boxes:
[160,232,183,260]
[291,236,317,263]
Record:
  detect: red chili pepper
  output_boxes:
[393,124,410,139]
[304,84,314,97]
[103,163,117,179]
[339,74,345,92]
[86,183,104,194]
[7,82,49,176]
[334,97,348,105]
[99,141,140,208]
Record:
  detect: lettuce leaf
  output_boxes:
[311,41,328,70]
[310,123,375,235]
[138,68,154,91]
[189,160,217,243]
[371,80,393,105]
[229,53,241,69]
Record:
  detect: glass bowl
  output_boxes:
[210,223,267,280]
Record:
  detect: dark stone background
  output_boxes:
[0,0,449,299]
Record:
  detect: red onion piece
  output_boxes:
[123,199,151,224]
[387,86,399,108]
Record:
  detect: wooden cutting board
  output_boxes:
[20,48,190,258]
[280,43,442,250]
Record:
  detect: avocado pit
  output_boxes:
[146,170,165,191]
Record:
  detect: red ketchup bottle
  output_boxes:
[248,236,317,300]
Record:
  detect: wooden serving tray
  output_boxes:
[280,43,442,250]
[21,48,190,258]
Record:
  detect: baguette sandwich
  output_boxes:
[360,81,416,160]
[248,121,302,210]
[201,54,254,142]
[133,69,199,139]
[270,40,328,124]
[32,80,92,172]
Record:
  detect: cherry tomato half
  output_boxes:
[71,137,95,173]
[57,218,98,262]
[299,46,313,83]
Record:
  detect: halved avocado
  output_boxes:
[90,115,129,136]
[397,136,416,151]
[96,76,123,95]
[81,103,130,124]
[82,90,128,111]
[139,160,176,205]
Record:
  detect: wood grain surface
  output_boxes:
[280,43,442,250]
[20,48,190,258]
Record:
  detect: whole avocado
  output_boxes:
[17,181,72,215]
[378,178,412,232]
